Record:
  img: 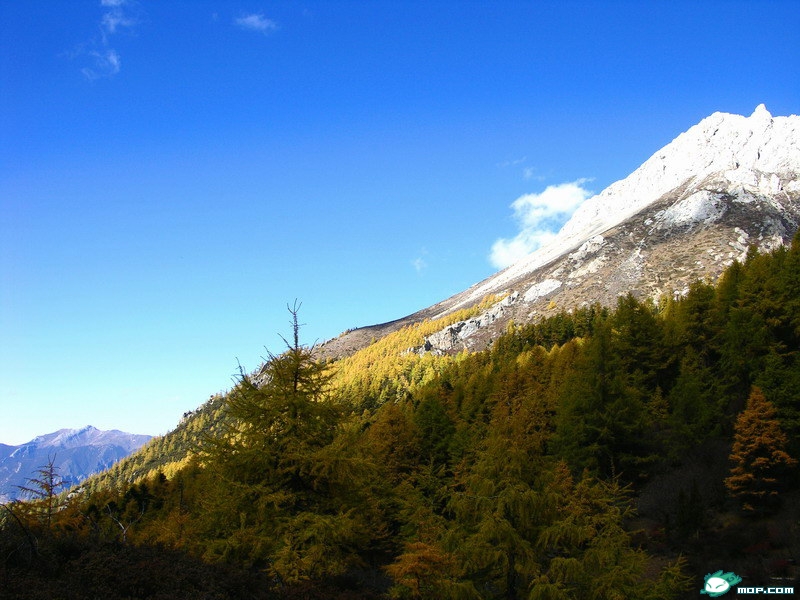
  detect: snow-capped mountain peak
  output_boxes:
[456,105,800,307]
[319,105,800,359]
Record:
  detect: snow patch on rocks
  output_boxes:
[655,191,727,229]
[564,235,607,279]
[523,278,562,302]
[569,256,607,279]
[568,235,605,262]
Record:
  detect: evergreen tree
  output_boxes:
[386,541,466,599]
[200,304,374,580]
[446,424,547,600]
[532,464,655,600]
[725,387,798,512]
[414,392,456,469]
[611,294,668,391]
[554,319,653,480]
[16,454,69,530]
[666,347,721,450]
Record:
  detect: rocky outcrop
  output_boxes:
[416,293,519,354]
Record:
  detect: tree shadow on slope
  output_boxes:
[1,540,386,600]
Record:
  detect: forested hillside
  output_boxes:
[2,239,800,599]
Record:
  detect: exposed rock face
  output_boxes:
[321,105,800,358]
[0,426,151,502]
[420,293,519,354]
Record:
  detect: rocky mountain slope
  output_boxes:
[0,426,151,502]
[321,105,800,358]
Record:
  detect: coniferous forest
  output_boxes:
[3,238,800,599]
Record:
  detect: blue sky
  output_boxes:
[1,1,798,445]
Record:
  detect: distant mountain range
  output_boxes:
[0,426,151,502]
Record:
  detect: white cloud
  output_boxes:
[99,0,138,39]
[77,0,138,79]
[497,158,548,182]
[82,49,121,80]
[235,13,279,33]
[101,9,137,36]
[412,248,429,274]
[522,166,545,181]
[489,180,593,269]
[497,156,527,168]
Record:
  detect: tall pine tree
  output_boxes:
[200,303,375,580]
[725,387,798,513]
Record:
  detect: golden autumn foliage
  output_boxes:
[725,387,798,511]
[8,239,800,598]
[385,541,460,599]
[329,294,505,406]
